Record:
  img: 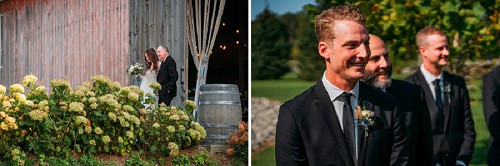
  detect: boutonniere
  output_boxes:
[443,84,452,95]
[355,105,375,138]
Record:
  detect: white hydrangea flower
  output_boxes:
[10,84,25,93]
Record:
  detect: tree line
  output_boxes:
[252,0,500,81]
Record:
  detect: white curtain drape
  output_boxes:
[186,0,226,118]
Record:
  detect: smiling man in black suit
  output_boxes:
[405,26,475,166]
[363,34,433,166]
[275,5,407,166]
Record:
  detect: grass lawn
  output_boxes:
[251,79,314,102]
[252,76,489,166]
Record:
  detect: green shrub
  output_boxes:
[226,121,248,163]
[0,75,206,162]
[125,152,149,166]
[171,152,217,166]
[78,154,102,166]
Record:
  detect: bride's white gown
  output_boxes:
[140,69,159,110]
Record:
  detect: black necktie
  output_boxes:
[433,79,445,131]
[339,92,356,163]
[433,79,443,111]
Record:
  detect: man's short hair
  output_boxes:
[158,45,169,53]
[416,26,446,47]
[315,5,366,42]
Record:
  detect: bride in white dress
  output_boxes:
[138,48,161,111]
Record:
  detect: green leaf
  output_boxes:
[78,127,84,135]
[472,2,485,18]
[24,120,33,126]
[442,1,460,13]
[150,145,157,152]
[104,145,109,152]
[44,119,53,129]
[93,111,102,117]
[76,144,81,152]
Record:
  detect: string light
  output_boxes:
[236,41,239,44]
[222,22,225,26]
[236,30,239,33]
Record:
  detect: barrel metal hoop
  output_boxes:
[201,124,239,128]
[199,101,241,105]
[205,135,231,140]
[201,84,238,88]
[199,91,240,95]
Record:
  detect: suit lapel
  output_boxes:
[313,81,355,166]
[414,71,440,125]
[357,84,374,166]
[443,73,451,133]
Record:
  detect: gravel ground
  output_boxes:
[251,97,282,151]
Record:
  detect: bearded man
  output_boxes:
[363,34,433,166]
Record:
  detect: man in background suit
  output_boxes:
[275,5,407,166]
[483,65,500,166]
[156,45,178,106]
[363,34,433,166]
[405,26,475,166]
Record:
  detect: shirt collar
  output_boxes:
[420,64,443,84]
[322,72,359,101]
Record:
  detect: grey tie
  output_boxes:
[339,92,356,163]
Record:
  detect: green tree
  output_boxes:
[252,7,291,80]
[304,0,500,75]
[287,12,325,81]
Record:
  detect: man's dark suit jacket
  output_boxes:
[387,79,433,166]
[275,81,408,166]
[406,70,476,165]
[157,55,178,105]
[483,66,500,166]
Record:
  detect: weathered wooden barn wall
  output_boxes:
[129,0,186,104]
[0,0,130,88]
[0,0,187,106]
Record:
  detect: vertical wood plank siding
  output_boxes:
[129,0,186,105]
[0,0,130,89]
[0,0,187,106]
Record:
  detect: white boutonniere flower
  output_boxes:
[355,105,376,138]
[443,84,452,94]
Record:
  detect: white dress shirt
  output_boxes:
[159,56,167,68]
[420,64,443,101]
[322,72,359,159]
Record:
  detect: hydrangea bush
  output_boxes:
[0,75,206,162]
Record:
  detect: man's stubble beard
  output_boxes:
[363,66,393,90]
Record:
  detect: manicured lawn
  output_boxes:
[252,77,489,166]
[251,146,276,166]
[471,102,489,166]
[251,79,314,102]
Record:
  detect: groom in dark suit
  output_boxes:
[157,45,178,106]
[405,26,475,166]
[483,65,500,166]
[275,5,408,166]
[363,34,433,166]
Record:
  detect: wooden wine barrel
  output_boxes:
[198,84,242,145]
